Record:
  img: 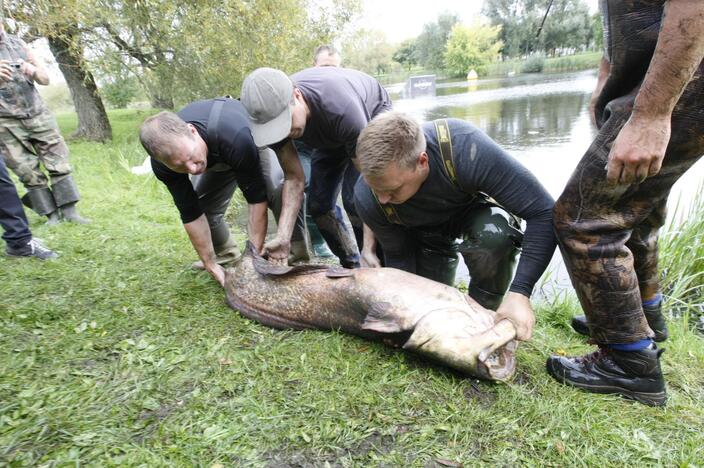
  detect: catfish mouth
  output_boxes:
[476,340,517,381]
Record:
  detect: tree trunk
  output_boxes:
[48,32,112,142]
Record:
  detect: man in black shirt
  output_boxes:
[354,112,556,342]
[139,98,307,286]
[240,66,391,268]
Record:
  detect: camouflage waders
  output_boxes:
[554,0,704,344]
[1,31,81,219]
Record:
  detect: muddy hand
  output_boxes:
[261,237,290,266]
[494,292,535,341]
[606,114,670,185]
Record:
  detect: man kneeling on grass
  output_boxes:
[139,98,308,286]
[353,111,556,343]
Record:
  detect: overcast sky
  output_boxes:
[355,0,599,43]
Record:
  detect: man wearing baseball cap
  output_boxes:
[240,66,391,268]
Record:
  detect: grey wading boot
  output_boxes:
[21,187,61,225]
[571,302,669,342]
[546,344,666,407]
[53,176,90,224]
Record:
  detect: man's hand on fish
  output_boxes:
[606,113,670,185]
[261,237,290,265]
[494,291,535,341]
[205,262,226,287]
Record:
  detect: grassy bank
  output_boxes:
[1,110,703,466]
[376,51,602,85]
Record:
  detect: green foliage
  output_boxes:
[10,0,360,109]
[341,29,397,75]
[444,22,503,77]
[1,110,703,465]
[392,39,418,71]
[101,77,139,109]
[483,0,594,57]
[659,189,704,330]
[414,11,460,70]
[520,54,545,73]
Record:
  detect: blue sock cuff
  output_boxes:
[609,338,653,351]
[642,294,662,307]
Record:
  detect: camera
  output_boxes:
[9,62,22,70]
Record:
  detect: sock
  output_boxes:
[642,293,662,307]
[609,338,653,352]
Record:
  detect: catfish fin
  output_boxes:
[361,301,405,333]
[326,268,355,278]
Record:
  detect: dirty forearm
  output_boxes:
[275,143,305,243]
[247,201,268,252]
[183,214,216,267]
[633,0,704,119]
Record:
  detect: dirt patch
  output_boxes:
[463,381,497,408]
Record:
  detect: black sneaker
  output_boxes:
[546,344,667,407]
[571,303,669,342]
[6,238,58,260]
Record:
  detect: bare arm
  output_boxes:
[183,214,225,286]
[607,0,704,185]
[262,140,305,264]
[360,223,381,268]
[247,201,268,253]
[20,47,50,85]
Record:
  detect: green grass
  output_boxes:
[1,110,703,466]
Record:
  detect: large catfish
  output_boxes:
[225,243,518,381]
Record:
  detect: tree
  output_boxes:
[47,28,112,141]
[483,0,593,57]
[342,29,396,76]
[5,0,113,141]
[444,23,503,77]
[414,12,460,69]
[392,39,418,71]
[86,0,360,108]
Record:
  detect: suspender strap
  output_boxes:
[373,191,403,225]
[207,97,226,158]
[434,119,457,184]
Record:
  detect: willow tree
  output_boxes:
[87,0,360,108]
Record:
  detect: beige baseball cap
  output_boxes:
[240,67,294,147]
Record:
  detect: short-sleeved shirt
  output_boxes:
[354,119,556,298]
[272,67,392,157]
[151,99,267,223]
[0,32,45,118]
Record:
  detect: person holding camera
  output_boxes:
[0,20,89,225]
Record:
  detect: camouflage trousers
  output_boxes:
[0,110,72,190]
[554,66,704,344]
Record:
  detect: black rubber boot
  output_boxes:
[571,302,669,342]
[546,344,667,407]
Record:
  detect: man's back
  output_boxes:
[291,67,391,149]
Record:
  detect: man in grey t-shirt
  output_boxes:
[240,66,391,268]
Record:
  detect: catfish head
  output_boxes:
[403,309,517,381]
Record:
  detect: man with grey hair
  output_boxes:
[313,45,341,67]
[240,66,391,269]
[354,112,556,343]
[139,98,308,286]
